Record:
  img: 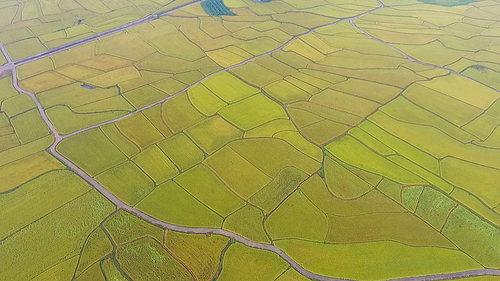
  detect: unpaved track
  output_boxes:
[1,1,500,280]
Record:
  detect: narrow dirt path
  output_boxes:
[1,1,500,280]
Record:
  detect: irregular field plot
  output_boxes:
[164,231,229,281]
[218,243,289,281]
[57,129,127,176]
[136,180,223,228]
[0,190,114,281]
[276,240,481,280]
[116,238,194,281]
[95,161,154,206]
[0,170,91,240]
[174,164,245,217]
[0,152,64,193]
[103,210,164,245]
[219,94,288,130]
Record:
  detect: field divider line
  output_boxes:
[0,0,203,72]
[2,2,500,280]
[349,18,500,94]
[0,39,355,281]
[61,5,386,140]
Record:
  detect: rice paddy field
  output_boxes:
[1,0,500,280]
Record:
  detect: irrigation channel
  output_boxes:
[1,0,500,279]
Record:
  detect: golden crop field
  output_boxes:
[1,0,500,280]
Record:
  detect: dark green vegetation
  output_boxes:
[201,0,236,16]
[462,66,500,91]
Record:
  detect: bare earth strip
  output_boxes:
[1,0,500,280]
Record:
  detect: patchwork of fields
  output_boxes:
[1,0,500,280]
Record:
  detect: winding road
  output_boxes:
[1,0,500,280]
